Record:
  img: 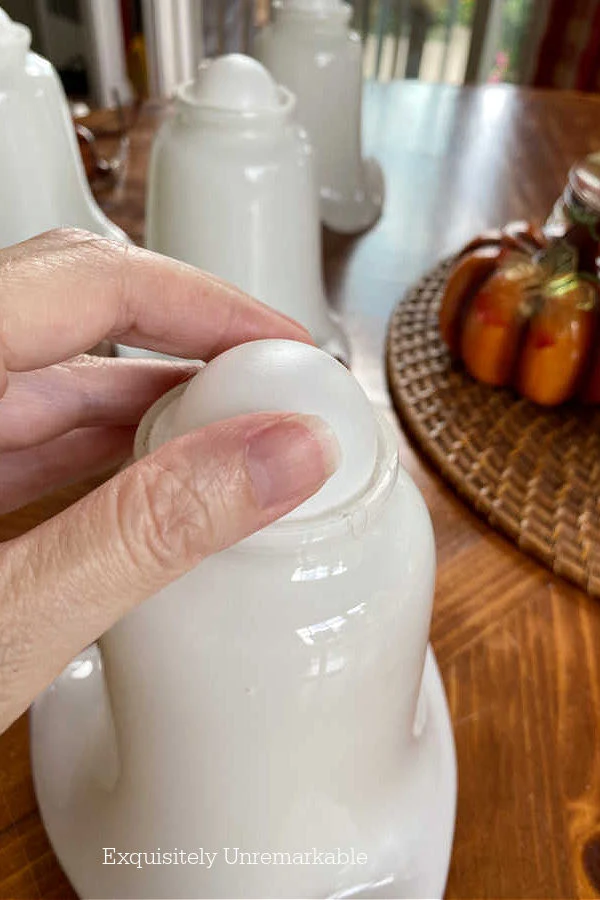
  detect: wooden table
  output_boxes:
[1,82,600,899]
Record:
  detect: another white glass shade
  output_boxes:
[124,54,348,364]
[0,7,127,249]
[255,1,384,234]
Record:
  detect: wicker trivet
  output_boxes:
[386,258,600,598]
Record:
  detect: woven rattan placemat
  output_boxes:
[386,258,600,598]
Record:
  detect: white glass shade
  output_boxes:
[122,54,348,364]
[0,7,127,249]
[255,1,384,234]
[31,341,456,899]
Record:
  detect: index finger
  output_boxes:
[0,229,312,377]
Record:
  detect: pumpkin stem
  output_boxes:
[535,239,579,278]
[543,272,581,298]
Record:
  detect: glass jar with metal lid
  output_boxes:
[546,152,600,274]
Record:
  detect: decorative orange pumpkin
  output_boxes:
[438,222,599,406]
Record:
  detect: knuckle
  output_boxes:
[115,460,225,575]
[41,227,127,268]
[44,225,95,244]
[60,229,122,263]
[33,227,112,261]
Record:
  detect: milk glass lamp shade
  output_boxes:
[255,0,384,234]
[31,341,456,899]
[128,54,348,364]
[0,7,127,249]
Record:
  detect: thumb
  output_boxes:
[0,412,339,731]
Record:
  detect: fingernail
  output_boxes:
[246,414,341,510]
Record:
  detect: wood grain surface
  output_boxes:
[2,82,600,899]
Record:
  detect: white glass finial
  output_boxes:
[280,0,344,10]
[189,54,280,112]
[0,6,31,55]
[142,340,378,519]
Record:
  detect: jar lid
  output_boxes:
[568,152,600,216]
[136,340,379,521]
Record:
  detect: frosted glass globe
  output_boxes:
[144,340,378,519]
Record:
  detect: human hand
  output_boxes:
[0,229,339,733]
